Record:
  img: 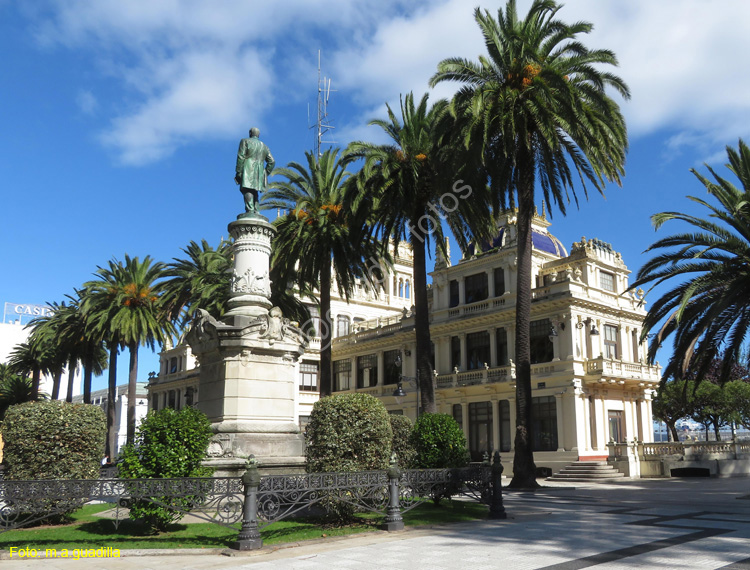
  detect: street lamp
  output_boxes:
[575,317,599,335]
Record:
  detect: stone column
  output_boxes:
[554,393,565,451]
[489,328,498,367]
[491,397,500,453]
[458,277,466,306]
[507,396,516,451]
[224,217,275,320]
[459,333,467,371]
[377,352,385,386]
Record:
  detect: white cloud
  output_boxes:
[75,90,98,115]
[333,0,750,158]
[26,0,750,165]
[100,49,272,165]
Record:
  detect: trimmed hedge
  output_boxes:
[2,400,106,480]
[305,393,393,473]
[389,414,417,469]
[411,413,469,469]
[118,407,213,533]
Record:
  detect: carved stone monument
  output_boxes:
[186,141,307,475]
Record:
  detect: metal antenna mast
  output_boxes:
[311,50,335,157]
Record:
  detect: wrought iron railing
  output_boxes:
[0,454,506,552]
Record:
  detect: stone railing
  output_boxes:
[333,313,413,346]
[608,440,750,462]
[586,357,661,382]
[435,364,515,390]
[434,295,511,322]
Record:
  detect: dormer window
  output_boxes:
[600,271,615,292]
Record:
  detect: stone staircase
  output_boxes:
[547,461,626,482]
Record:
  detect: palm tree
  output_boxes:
[84,255,173,445]
[161,239,233,328]
[263,148,388,396]
[25,306,68,400]
[57,293,108,404]
[6,340,48,400]
[345,92,494,414]
[430,0,629,487]
[631,140,750,386]
[0,364,47,420]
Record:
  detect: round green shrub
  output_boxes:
[305,393,392,521]
[389,414,416,468]
[2,400,106,480]
[305,393,393,473]
[118,406,214,532]
[411,413,469,468]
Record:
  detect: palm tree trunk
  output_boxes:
[83,355,93,404]
[410,225,436,414]
[65,357,76,403]
[509,148,540,489]
[319,268,333,397]
[51,369,62,400]
[32,367,41,400]
[126,341,138,445]
[106,347,118,459]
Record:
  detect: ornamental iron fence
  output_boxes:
[0,453,506,551]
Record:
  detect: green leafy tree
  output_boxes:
[84,255,173,446]
[411,413,469,469]
[652,380,692,442]
[389,414,417,469]
[690,381,730,441]
[632,139,750,385]
[726,380,750,430]
[264,148,388,396]
[118,407,213,533]
[430,0,629,488]
[346,93,494,413]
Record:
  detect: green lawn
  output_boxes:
[0,500,489,551]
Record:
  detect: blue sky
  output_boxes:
[2,0,749,392]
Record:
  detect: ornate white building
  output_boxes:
[331,212,660,474]
[150,213,661,474]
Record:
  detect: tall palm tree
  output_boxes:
[263,148,389,396]
[6,339,49,400]
[346,92,494,414]
[56,293,108,404]
[631,139,750,386]
[161,239,233,328]
[16,310,66,400]
[431,0,629,487]
[84,255,173,445]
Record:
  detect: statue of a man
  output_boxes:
[235,127,275,214]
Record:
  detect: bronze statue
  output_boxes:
[235,127,275,214]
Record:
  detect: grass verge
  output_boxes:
[0,500,488,551]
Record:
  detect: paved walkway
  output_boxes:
[3,478,750,569]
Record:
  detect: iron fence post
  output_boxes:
[232,460,263,550]
[488,451,506,519]
[382,456,404,531]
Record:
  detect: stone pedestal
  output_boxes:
[187,213,308,476]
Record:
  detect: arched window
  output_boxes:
[405,280,410,299]
[398,279,404,297]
